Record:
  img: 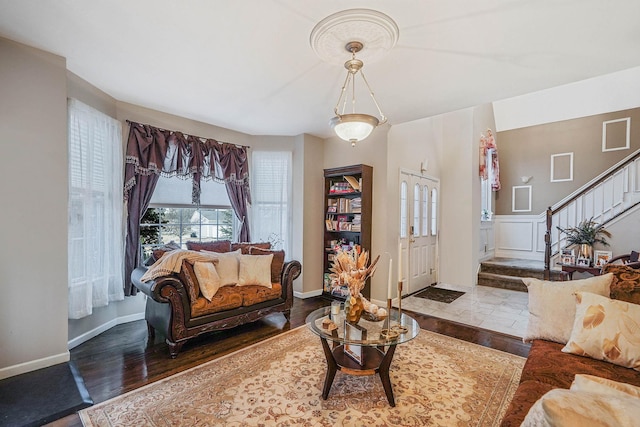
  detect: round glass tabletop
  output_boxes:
[306,304,419,347]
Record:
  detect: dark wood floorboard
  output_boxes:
[48,296,530,426]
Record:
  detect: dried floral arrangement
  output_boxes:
[329,245,379,296]
[329,245,387,319]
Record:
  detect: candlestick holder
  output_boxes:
[380,298,399,339]
[391,280,408,334]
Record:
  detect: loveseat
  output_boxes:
[501,264,640,426]
[132,240,301,358]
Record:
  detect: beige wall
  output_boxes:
[495,107,640,215]
[0,38,70,378]
[293,134,324,295]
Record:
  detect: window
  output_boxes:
[251,151,292,253]
[140,206,234,257]
[400,180,408,238]
[481,148,494,220]
[431,188,438,236]
[413,183,420,237]
[68,99,124,319]
[422,185,429,236]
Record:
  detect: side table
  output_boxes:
[305,305,419,407]
[558,263,602,280]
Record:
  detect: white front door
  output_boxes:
[399,171,439,295]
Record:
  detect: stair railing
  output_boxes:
[544,149,640,279]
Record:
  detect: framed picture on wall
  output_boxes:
[512,185,532,212]
[550,152,574,182]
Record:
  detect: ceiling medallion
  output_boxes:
[310,9,399,66]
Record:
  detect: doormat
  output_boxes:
[0,361,92,427]
[414,287,466,303]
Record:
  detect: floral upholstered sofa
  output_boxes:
[132,240,301,358]
[501,264,640,426]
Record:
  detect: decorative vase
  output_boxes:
[579,244,593,265]
[344,293,364,324]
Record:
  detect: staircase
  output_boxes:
[478,258,566,292]
[544,149,640,277]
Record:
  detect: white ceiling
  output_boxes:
[1,0,640,138]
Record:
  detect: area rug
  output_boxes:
[414,287,466,303]
[79,326,525,427]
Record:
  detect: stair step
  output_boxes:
[477,272,528,292]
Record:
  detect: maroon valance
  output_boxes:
[123,121,250,204]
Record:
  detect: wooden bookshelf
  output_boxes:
[322,164,373,300]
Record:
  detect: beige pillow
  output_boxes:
[562,292,640,370]
[521,388,640,427]
[571,374,640,398]
[201,249,241,286]
[192,261,221,301]
[522,274,613,344]
[238,254,274,288]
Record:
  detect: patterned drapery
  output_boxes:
[123,121,250,295]
[479,129,501,191]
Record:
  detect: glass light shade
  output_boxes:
[330,113,379,144]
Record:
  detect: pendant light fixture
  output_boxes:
[310,9,399,146]
[329,41,387,146]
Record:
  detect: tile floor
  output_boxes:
[399,283,530,338]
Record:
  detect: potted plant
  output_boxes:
[557,218,611,265]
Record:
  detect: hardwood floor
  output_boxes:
[48,296,530,427]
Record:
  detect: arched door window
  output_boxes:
[400,180,408,238]
[413,184,420,237]
[422,185,429,236]
[431,188,438,236]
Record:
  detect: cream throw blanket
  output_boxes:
[140,249,219,282]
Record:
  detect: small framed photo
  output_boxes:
[560,249,575,265]
[594,250,613,267]
[576,257,590,267]
[344,321,367,365]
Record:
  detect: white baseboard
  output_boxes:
[0,351,70,381]
[67,312,145,350]
[294,289,323,299]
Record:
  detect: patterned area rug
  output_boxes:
[80,326,525,427]
[414,287,466,303]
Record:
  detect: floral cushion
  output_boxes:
[562,292,640,370]
[602,264,640,305]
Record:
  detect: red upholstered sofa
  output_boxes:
[132,241,301,358]
[501,264,640,426]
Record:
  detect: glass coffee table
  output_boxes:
[306,304,419,407]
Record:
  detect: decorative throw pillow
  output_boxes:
[238,254,274,288]
[249,247,285,284]
[522,274,613,344]
[231,242,271,254]
[192,261,222,301]
[562,292,640,370]
[571,374,640,398]
[521,388,640,427]
[186,240,231,253]
[201,249,241,286]
[601,264,640,305]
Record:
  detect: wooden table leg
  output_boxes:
[378,344,397,407]
[319,338,338,400]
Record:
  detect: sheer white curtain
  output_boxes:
[250,151,292,254]
[68,98,124,319]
